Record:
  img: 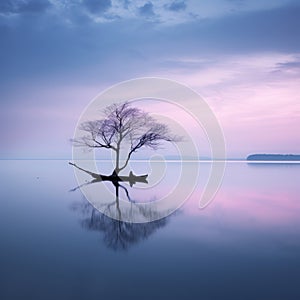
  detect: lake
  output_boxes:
[0,160,299,300]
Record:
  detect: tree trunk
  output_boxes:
[114,146,120,175]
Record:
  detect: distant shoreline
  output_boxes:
[247,154,300,161]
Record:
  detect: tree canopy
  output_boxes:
[73,102,177,174]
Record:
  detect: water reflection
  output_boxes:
[69,162,173,251]
[247,162,300,168]
[72,200,169,251]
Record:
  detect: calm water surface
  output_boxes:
[0,160,299,300]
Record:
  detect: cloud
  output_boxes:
[0,0,297,26]
[82,0,112,14]
[0,0,51,15]
[138,1,155,17]
[121,0,130,9]
[1,1,300,91]
[276,60,300,71]
[166,1,187,11]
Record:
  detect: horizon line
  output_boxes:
[0,158,300,163]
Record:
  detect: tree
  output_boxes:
[73,102,177,175]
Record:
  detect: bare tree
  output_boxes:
[73,102,177,175]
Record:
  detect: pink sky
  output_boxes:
[156,52,300,157]
[1,52,298,159]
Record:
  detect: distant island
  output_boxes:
[247,154,300,161]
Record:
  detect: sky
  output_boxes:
[0,0,300,159]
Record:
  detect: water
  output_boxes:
[0,160,299,300]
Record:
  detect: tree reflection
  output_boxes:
[72,199,169,251]
[70,162,173,251]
